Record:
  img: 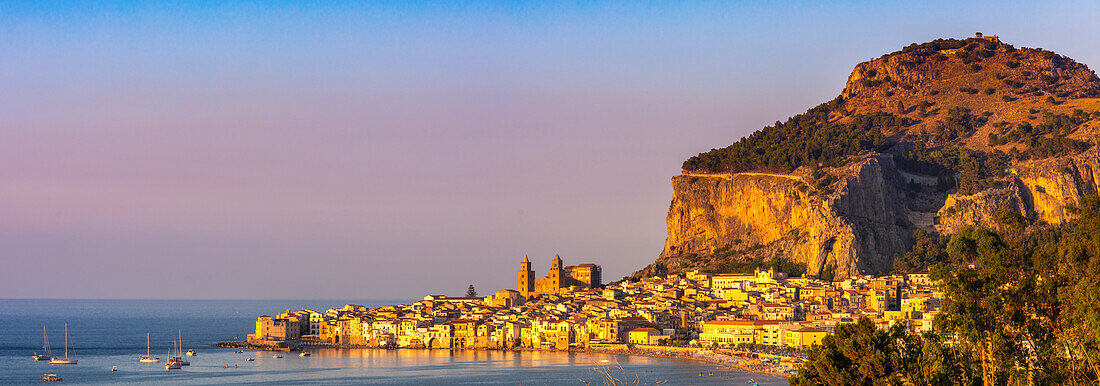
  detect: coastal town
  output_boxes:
[237,254,942,376]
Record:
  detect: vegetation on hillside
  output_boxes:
[681,99,908,174]
[988,110,1096,160]
[792,197,1100,385]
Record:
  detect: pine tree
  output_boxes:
[465,285,478,297]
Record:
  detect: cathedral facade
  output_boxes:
[517,254,601,297]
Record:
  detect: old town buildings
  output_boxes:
[249,263,943,353]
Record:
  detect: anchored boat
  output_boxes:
[33,326,53,361]
[139,333,161,363]
[171,331,190,365]
[49,324,77,365]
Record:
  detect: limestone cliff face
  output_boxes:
[648,155,912,280]
[1015,147,1100,223]
[650,148,1100,280]
[935,147,1100,233]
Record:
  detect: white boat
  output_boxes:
[43,374,62,382]
[49,324,77,365]
[245,357,255,362]
[299,352,310,357]
[172,331,190,365]
[33,326,53,361]
[139,333,161,363]
[272,355,283,358]
[186,349,196,356]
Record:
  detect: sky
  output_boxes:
[2,1,1098,299]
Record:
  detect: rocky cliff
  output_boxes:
[636,35,1100,280]
[643,155,915,279]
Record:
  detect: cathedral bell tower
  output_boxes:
[518,255,534,297]
[550,254,564,288]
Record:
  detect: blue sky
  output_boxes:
[2,1,1098,299]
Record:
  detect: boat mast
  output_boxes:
[63,323,68,359]
[43,326,52,356]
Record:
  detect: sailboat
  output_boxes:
[165,341,182,370]
[166,340,183,370]
[172,330,189,366]
[139,333,161,363]
[33,326,53,361]
[49,323,77,364]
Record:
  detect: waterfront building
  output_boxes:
[628,327,662,344]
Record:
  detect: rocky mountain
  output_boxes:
[635,34,1100,280]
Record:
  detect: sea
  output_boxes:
[0,299,785,385]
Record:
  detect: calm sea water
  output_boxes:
[0,299,785,385]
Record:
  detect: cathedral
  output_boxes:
[517,254,602,297]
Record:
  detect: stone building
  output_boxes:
[517,254,601,297]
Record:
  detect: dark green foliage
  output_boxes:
[893,229,949,274]
[790,318,961,386]
[993,208,1029,234]
[465,284,478,297]
[931,227,1027,385]
[896,145,1006,195]
[927,201,1100,384]
[988,111,1093,159]
[682,99,909,174]
[899,38,967,56]
[1047,198,1100,380]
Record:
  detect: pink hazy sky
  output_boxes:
[2,1,1098,299]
